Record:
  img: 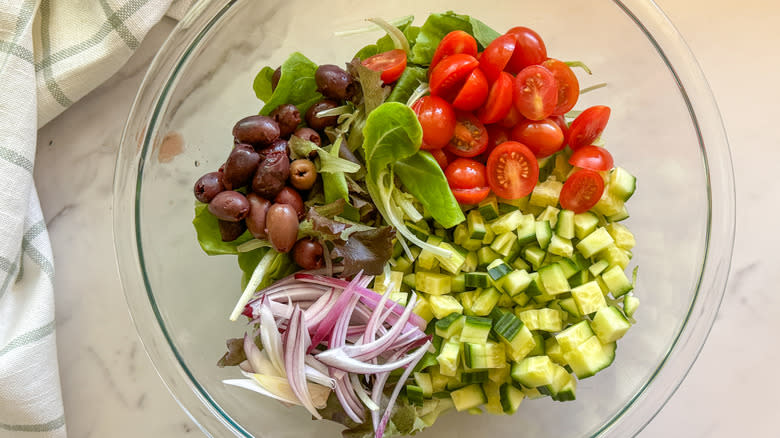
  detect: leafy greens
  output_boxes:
[253,52,322,116]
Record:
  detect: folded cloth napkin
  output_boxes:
[0,0,192,436]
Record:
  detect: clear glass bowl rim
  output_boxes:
[112,0,736,436]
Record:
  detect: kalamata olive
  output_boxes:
[265,204,299,253]
[292,127,321,146]
[271,67,282,91]
[194,171,224,203]
[315,64,355,101]
[305,100,339,131]
[233,115,280,146]
[222,144,261,190]
[274,187,305,219]
[269,104,301,138]
[246,193,271,239]
[208,191,250,222]
[289,159,317,191]
[252,153,290,198]
[292,238,324,270]
[218,219,246,242]
[259,139,289,159]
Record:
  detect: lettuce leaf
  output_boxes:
[192,202,254,255]
[410,11,501,65]
[255,52,322,116]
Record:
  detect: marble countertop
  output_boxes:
[34,1,771,437]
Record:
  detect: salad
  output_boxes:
[193,11,639,438]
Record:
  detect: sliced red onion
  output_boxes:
[375,342,430,438]
[260,305,286,377]
[315,346,424,374]
[305,365,335,389]
[349,373,379,411]
[244,333,279,376]
[363,287,391,344]
[308,274,362,352]
[284,306,321,419]
[224,379,301,405]
[334,376,364,424]
[337,294,417,362]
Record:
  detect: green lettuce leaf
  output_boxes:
[257,52,322,116]
[362,102,422,177]
[252,66,276,101]
[386,66,427,104]
[410,11,501,65]
[192,202,253,255]
[395,152,465,228]
[237,247,296,290]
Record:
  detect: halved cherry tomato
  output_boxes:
[446,112,489,157]
[361,49,407,83]
[412,96,457,150]
[477,124,510,162]
[430,31,478,71]
[477,71,514,124]
[505,26,547,74]
[430,148,449,170]
[452,68,489,111]
[430,54,479,101]
[560,169,605,213]
[486,141,539,199]
[513,65,558,120]
[510,118,564,158]
[500,105,525,128]
[445,158,488,189]
[451,187,491,204]
[568,105,611,150]
[479,34,517,83]
[569,145,614,171]
[542,58,579,115]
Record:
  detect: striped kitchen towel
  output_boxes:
[0,0,193,436]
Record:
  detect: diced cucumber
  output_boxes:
[588,259,610,277]
[557,258,579,279]
[414,372,434,398]
[433,241,466,274]
[463,342,506,369]
[623,294,640,319]
[487,259,512,281]
[481,224,496,245]
[418,236,443,270]
[491,210,526,235]
[499,195,529,211]
[523,245,547,270]
[412,295,435,323]
[393,255,415,274]
[518,308,563,332]
[453,223,469,246]
[544,336,567,365]
[535,220,552,250]
[450,384,487,411]
[563,336,616,379]
[462,238,483,251]
[558,297,581,318]
[459,290,478,316]
[510,257,531,271]
[451,273,466,293]
[477,247,501,270]
[478,196,500,221]
[497,292,514,308]
[373,271,404,294]
[527,331,546,356]
[429,295,464,319]
[548,234,574,258]
[571,281,607,315]
[499,383,525,414]
[593,189,625,217]
[591,306,631,343]
[537,206,561,228]
[524,272,546,297]
[462,370,489,384]
[539,263,570,295]
[435,313,465,338]
[568,269,590,288]
[500,270,532,297]
[520,385,545,400]
[464,272,491,289]
[430,368,449,392]
[482,381,504,415]
[552,151,573,181]
[555,320,594,353]
[403,272,417,289]
[490,232,518,257]
[546,364,577,402]
[467,210,487,240]
[415,350,440,372]
[488,365,510,383]
[494,314,536,361]
[472,287,501,316]
[529,179,563,208]
[605,222,636,251]
[608,167,636,202]
[406,385,425,405]
[389,292,409,306]
[515,213,537,245]
[511,356,557,387]
[607,205,630,222]
[512,292,531,307]
[437,338,462,376]
[598,244,630,270]
[576,227,615,258]
[574,212,600,240]
[416,272,452,295]
[462,251,478,273]
[556,210,576,239]
[406,221,431,241]
[460,316,493,344]
[601,265,633,297]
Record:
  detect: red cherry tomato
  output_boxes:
[477,71,514,124]
[361,49,407,83]
[550,114,569,142]
[486,141,539,199]
[446,112,489,157]
[560,169,605,213]
[445,158,488,189]
[452,68,489,111]
[451,187,491,204]
[513,65,558,121]
[568,105,611,150]
[569,145,614,171]
[412,96,457,150]
[500,105,525,128]
[505,26,547,73]
[430,148,449,169]
[430,54,479,101]
[542,58,580,115]
[430,31,478,71]
[479,34,517,83]
[477,124,510,162]
[510,118,564,158]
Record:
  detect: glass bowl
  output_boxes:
[113,0,735,437]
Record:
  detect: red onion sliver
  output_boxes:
[334,376,364,424]
[375,342,431,438]
[259,305,286,377]
[308,273,362,353]
[315,346,424,374]
[284,306,321,419]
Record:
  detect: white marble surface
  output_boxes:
[32,1,773,437]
